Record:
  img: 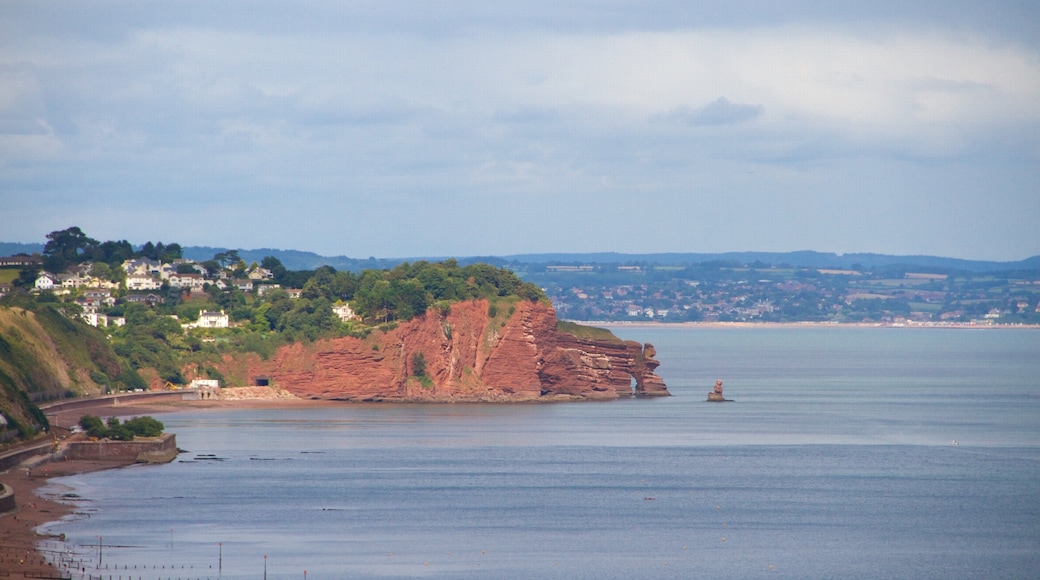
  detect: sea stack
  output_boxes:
[707,379,729,402]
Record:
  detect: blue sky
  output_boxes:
[2,1,1039,260]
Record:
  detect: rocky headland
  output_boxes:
[208,299,668,401]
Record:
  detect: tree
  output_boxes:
[90,262,112,282]
[261,256,288,282]
[123,416,164,437]
[43,226,99,272]
[214,250,241,269]
[158,243,183,262]
[94,239,135,265]
[412,352,427,378]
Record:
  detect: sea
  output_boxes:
[38,326,1040,579]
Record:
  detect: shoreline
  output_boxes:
[1,395,317,576]
[577,320,1040,330]
[0,454,141,576]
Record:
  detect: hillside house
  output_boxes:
[257,284,282,297]
[81,312,110,328]
[125,293,164,305]
[168,273,206,291]
[0,255,41,268]
[248,267,274,280]
[196,310,229,328]
[332,302,358,321]
[34,273,56,290]
[122,258,161,276]
[126,274,161,291]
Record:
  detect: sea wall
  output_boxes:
[0,483,14,515]
[63,433,178,463]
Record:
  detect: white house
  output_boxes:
[168,273,206,291]
[126,274,162,291]
[34,273,56,290]
[332,302,358,321]
[81,312,109,328]
[122,258,161,276]
[196,310,230,328]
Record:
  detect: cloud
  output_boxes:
[661,98,764,126]
[1,2,1038,259]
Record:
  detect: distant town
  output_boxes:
[518,261,1040,326]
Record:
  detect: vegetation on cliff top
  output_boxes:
[555,320,623,343]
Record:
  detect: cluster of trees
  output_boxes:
[350,260,544,323]
[36,226,183,275]
[78,414,164,440]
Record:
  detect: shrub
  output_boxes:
[411,352,427,378]
[124,416,164,437]
[78,415,107,438]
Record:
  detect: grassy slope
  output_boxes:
[556,320,623,343]
[0,306,127,442]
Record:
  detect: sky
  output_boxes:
[2,1,1039,261]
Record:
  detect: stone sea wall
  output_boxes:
[64,433,178,463]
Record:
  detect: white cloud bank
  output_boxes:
[1,3,1039,260]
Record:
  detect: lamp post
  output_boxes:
[264,554,268,580]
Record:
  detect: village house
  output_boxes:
[34,273,56,291]
[126,273,161,291]
[83,289,117,308]
[256,284,281,297]
[332,302,358,321]
[122,258,161,276]
[248,267,274,280]
[80,311,110,328]
[125,293,164,305]
[168,272,206,291]
[0,255,41,268]
[195,310,230,328]
[59,271,93,289]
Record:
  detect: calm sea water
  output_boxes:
[40,327,1040,579]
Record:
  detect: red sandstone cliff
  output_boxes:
[213,300,668,401]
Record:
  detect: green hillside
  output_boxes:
[0,304,139,444]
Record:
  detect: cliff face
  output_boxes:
[219,300,668,401]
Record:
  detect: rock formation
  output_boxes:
[707,379,729,402]
[214,299,668,401]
